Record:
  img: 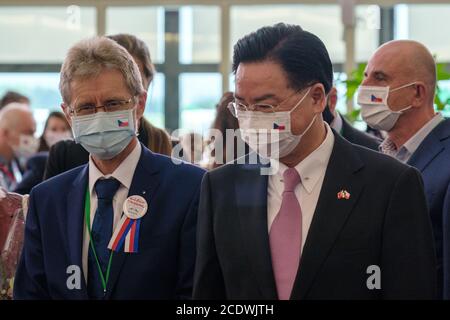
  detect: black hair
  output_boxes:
[232,23,333,94]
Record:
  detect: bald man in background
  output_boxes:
[0,103,37,190]
[358,40,450,299]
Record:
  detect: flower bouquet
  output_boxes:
[0,190,26,300]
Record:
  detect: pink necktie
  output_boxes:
[269,167,302,300]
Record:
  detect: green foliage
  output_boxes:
[435,63,450,111]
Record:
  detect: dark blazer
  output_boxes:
[193,131,437,300]
[43,140,88,180]
[407,119,450,299]
[339,114,381,151]
[14,152,48,195]
[14,145,205,299]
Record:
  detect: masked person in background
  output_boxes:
[38,111,72,152]
[0,103,37,191]
[14,112,72,195]
[322,87,381,150]
[358,40,450,299]
[193,23,437,300]
[14,36,205,300]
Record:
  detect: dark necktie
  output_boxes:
[87,178,121,299]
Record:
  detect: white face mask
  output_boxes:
[12,134,39,159]
[237,88,316,159]
[72,109,137,160]
[357,82,416,131]
[44,130,72,148]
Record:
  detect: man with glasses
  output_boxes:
[193,23,437,300]
[14,37,205,299]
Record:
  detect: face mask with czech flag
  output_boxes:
[236,87,316,159]
[71,108,137,160]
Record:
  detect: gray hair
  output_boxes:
[59,36,144,105]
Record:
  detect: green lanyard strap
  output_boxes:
[84,187,114,294]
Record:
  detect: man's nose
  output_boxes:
[361,77,373,86]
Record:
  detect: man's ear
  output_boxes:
[311,83,327,113]
[61,103,72,126]
[411,82,427,108]
[0,128,7,140]
[136,91,147,120]
[327,87,338,115]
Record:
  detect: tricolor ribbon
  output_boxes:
[108,214,141,253]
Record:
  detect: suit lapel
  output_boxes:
[291,133,365,299]
[105,147,160,298]
[408,130,444,172]
[235,162,278,299]
[64,165,89,298]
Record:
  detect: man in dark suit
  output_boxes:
[14,36,205,299]
[193,23,436,300]
[358,39,450,298]
[14,152,48,195]
[322,87,381,151]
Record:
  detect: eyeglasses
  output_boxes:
[70,97,135,116]
[227,87,309,118]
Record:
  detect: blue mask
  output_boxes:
[72,109,137,160]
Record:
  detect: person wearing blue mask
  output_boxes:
[14,36,205,299]
[358,40,450,299]
[193,23,436,300]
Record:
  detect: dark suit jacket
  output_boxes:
[407,119,450,299]
[14,152,48,195]
[193,132,437,300]
[14,145,205,299]
[44,140,89,180]
[339,114,381,151]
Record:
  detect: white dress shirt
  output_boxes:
[330,112,343,134]
[267,123,335,251]
[82,142,141,283]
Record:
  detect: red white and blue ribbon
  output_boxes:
[108,215,141,253]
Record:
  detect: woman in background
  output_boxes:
[37,111,71,152]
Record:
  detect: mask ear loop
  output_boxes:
[289,87,312,114]
[388,82,417,113]
[389,82,417,93]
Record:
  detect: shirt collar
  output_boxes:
[402,113,444,155]
[89,142,142,195]
[270,122,335,194]
[330,112,343,135]
[380,113,445,161]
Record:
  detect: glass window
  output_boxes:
[355,5,380,62]
[179,6,220,64]
[145,73,165,128]
[0,72,61,134]
[394,4,450,62]
[0,72,166,134]
[106,6,165,63]
[0,6,96,63]
[179,73,222,133]
[230,5,344,64]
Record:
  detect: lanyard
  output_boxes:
[84,188,114,294]
[0,163,16,182]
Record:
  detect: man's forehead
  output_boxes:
[367,46,405,74]
[235,62,290,99]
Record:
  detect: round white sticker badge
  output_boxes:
[123,195,148,219]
